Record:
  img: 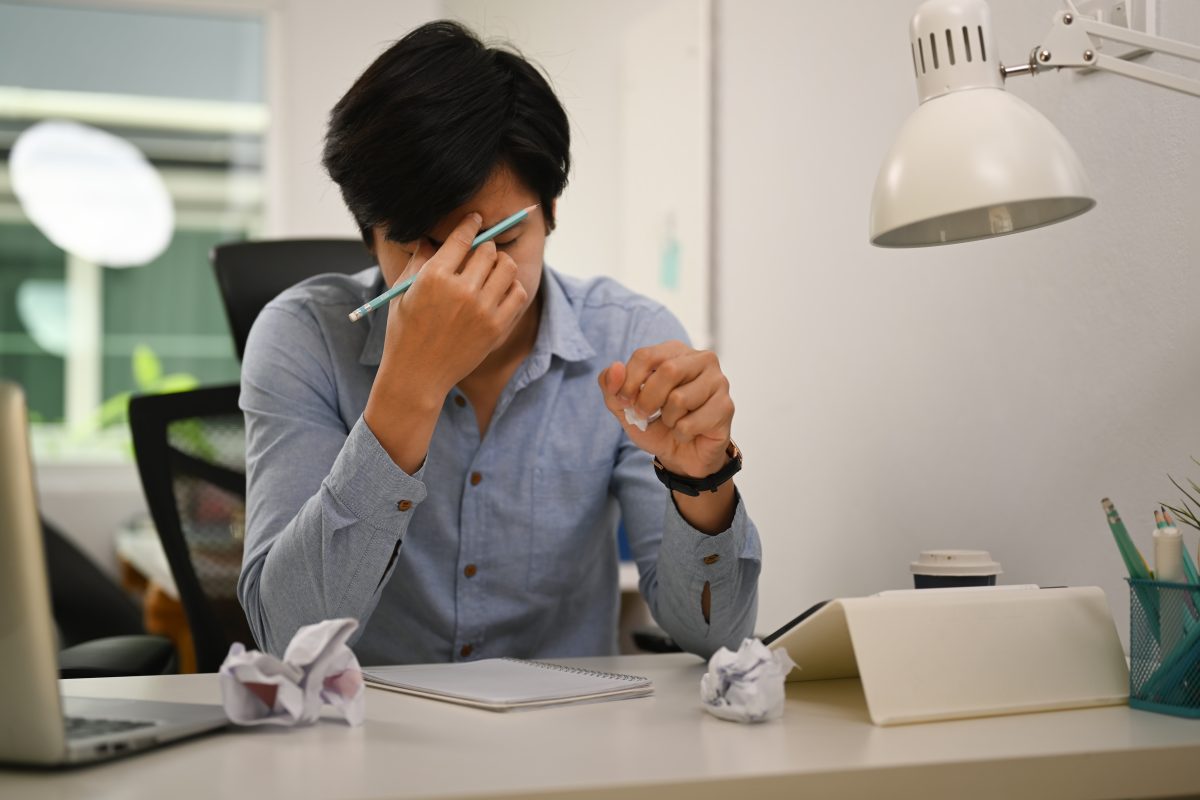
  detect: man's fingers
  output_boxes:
[478,250,517,305]
[604,361,626,396]
[635,351,714,417]
[619,340,690,402]
[668,394,734,445]
[656,370,725,428]
[427,212,483,274]
[459,240,498,289]
[494,278,529,330]
[597,362,630,419]
[398,238,431,284]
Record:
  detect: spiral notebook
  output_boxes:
[362,658,653,711]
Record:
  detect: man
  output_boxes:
[237,20,760,664]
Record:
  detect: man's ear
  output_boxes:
[546,198,558,234]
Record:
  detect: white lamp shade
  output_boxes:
[11,120,174,267]
[870,87,1094,247]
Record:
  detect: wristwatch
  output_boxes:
[653,441,742,497]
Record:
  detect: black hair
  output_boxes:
[322,20,570,247]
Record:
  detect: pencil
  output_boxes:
[348,203,539,322]
[1104,498,1161,642]
[1102,498,1153,580]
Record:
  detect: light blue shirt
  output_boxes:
[237,265,761,665]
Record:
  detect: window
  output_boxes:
[0,1,265,460]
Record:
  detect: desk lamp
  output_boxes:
[869,0,1200,247]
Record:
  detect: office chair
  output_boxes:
[41,517,178,677]
[128,384,253,672]
[42,517,144,647]
[210,238,376,360]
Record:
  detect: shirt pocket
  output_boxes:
[529,463,614,595]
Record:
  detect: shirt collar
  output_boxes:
[357,266,596,368]
[533,266,596,364]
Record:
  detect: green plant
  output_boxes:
[94,344,198,430]
[1164,457,1200,532]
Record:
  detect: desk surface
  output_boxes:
[4,653,1200,800]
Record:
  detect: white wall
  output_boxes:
[264,0,440,238]
[716,0,1200,643]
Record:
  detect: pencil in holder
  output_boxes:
[1127,578,1200,718]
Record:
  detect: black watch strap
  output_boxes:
[653,441,742,497]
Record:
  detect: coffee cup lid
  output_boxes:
[910,549,1002,576]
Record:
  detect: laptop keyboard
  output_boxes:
[65,716,157,739]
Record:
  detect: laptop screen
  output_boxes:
[0,381,68,762]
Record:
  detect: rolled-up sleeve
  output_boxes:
[612,307,762,660]
[237,303,427,656]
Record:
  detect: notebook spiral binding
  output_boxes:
[501,657,644,683]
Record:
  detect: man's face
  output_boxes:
[372,163,547,323]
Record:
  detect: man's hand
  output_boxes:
[380,213,528,400]
[364,213,527,473]
[597,341,734,479]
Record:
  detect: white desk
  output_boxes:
[4,653,1200,799]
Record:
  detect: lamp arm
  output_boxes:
[1008,9,1200,99]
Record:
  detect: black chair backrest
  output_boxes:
[129,384,251,672]
[41,517,144,647]
[211,239,376,360]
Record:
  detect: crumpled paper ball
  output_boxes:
[624,407,662,432]
[219,617,365,727]
[700,638,797,723]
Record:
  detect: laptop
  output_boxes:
[0,382,228,766]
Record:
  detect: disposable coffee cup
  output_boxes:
[910,549,1002,589]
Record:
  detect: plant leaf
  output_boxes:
[1163,502,1200,532]
[1169,473,1200,510]
[95,391,131,428]
[132,344,162,390]
[156,373,199,394]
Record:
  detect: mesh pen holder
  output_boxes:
[1128,578,1200,718]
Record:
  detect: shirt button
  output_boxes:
[460,644,473,658]
[470,471,483,486]
[702,554,720,565]
[454,395,466,408]
[396,500,413,512]
[464,564,477,578]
